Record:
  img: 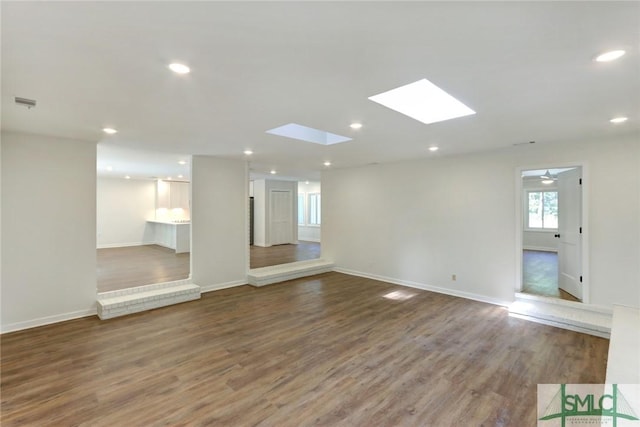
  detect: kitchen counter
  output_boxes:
[147,220,190,253]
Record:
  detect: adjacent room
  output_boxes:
[1,2,638,426]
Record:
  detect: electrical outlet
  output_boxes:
[452,274,457,281]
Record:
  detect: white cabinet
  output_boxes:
[169,182,189,210]
[156,180,171,209]
[156,180,190,211]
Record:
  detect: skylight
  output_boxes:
[265,123,352,145]
[368,78,475,125]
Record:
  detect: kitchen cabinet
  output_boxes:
[156,180,189,211]
[169,181,189,210]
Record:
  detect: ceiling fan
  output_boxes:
[540,170,556,184]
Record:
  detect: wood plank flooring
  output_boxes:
[250,241,320,269]
[98,242,320,292]
[97,245,190,292]
[1,272,608,426]
[522,250,580,302]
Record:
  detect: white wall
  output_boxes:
[191,156,247,291]
[522,177,558,251]
[96,177,156,248]
[298,181,321,242]
[322,136,640,308]
[252,179,298,247]
[253,179,266,247]
[1,132,97,332]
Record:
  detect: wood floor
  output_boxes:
[97,245,190,292]
[250,240,320,269]
[522,250,580,302]
[1,272,608,426]
[98,242,320,292]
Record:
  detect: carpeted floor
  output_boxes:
[522,250,579,302]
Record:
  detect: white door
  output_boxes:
[270,190,293,245]
[557,168,582,300]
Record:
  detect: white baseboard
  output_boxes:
[333,267,512,307]
[298,238,321,243]
[1,307,97,334]
[198,279,247,293]
[523,246,558,253]
[97,242,154,249]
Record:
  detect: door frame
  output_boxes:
[514,162,590,304]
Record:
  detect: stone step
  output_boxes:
[97,280,201,320]
[509,292,612,338]
[248,259,334,287]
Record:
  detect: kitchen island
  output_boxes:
[147,220,190,253]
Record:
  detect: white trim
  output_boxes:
[510,292,612,337]
[298,237,321,243]
[333,267,512,307]
[508,312,610,339]
[515,162,589,302]
[523,246,558,253]
[198,279,247,293]
[97,241,154,249]
[1,308,97,334]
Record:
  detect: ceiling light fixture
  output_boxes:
[178,160,187,165]
[541,179,554,185]
[167,177,172,180]
[305,181,310,185]
[429,146,439,152]
[125,176,131,179]
[368,78,475,125]
[169,63,190,74]
[595,50,626,62]
[243,150,253,155]
[270,170,277,175]
[106,166,113,171]
[178,174,184,179]
[610,117,628,124]
[350,123,363,130]
[324,161,332,167]
[103,128,117,134]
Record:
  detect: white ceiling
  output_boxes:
[2,2,638,181]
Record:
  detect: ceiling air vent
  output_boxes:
[15,97,36,109]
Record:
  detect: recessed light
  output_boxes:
[167,177,172,180]
[178,160,187,165]
[125,175,131,179]
[243,150,253,155]
[595,50,626,62]
[103,128,117,134]
[368,78,475,125]
[610,117,628,124]
[178,174,184,178]
[350,123,363,130]
[106,166,113,171]
[429,146,439,152]
[270,170,277,175]
[305,181,310,185]
[169,63,190,74]
[324,161,332,167]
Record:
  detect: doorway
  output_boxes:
[518,165,587,303]
[249,179,321,269]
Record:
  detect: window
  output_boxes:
[527,190,558,229]
[297,194,305,225]
[308,193,321,225]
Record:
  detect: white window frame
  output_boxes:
[524,188,558,231]
[307,193,321,226]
